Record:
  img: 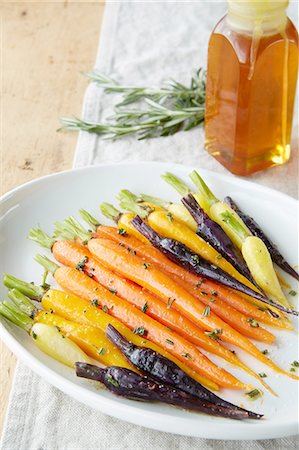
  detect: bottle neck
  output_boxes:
[227,1,288,35]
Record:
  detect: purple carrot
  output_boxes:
[106,324,262,419]
[131,215,298,316]
[225,196,299,282]
[75,363,252,420]
[182,193,259,288]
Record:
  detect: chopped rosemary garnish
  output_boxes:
[143,262,150,269]
[87,273,94,278]
[141,302,148,313]
[106,374,119,387]
[205,328,222,341]
[165,338,174,345]
[191,254,200,264]
[32,331,37,340]
[202,306,210,317]
[91,299,99,306]
[127,247,136,255]
[245,389,262,400]
[210,290,218,296]
[289,290,297,296]
[210,298,216,303]
[262,349,269,355]
[75,256,88,271]
[216,254,222,260]
[102,305,109,314]
[291,361,299,368]
[290,367,296,372]
[181,352,193,360]
[109,289,117,295]
[166,212,173,223]
[258,373,267,378]
[133,326,146,336]
[167,298,175,309]
[194,280,205,289]
[247,318,259,328]
[200,291,208,295]
[117,228,127,236]
[98,347,106,355]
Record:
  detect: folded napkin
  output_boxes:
[1,2,298,449]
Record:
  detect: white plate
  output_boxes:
[0,162,298,440]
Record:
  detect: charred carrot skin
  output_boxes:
[88,238,297,379]
[96,226,290,329]
[51,240,268,377]
[41,288,217,390]
[53,265,249,389]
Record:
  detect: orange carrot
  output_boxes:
[52,240,270,384]
[53,265,250,389]
[41,288,218,390]
[96,226,291,329]
[169,273,274,344]
[88,238,296,379]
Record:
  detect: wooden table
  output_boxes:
[1,0,105,434]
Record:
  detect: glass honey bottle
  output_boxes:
[205,0,298,176]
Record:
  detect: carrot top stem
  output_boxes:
[28,227,56,249]
[140,194,171,209]
[100,202,122,223]
[189,171,218,207]
[117,189,139,203]
[79,209,100,231]
[0,301,33,332]
[221,211,250,243]
[34,254,59,275]
[54,217,91,242]
[3,274,45,300]
[8,288,37,317]
[161,172,191,197]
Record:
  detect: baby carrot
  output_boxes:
[96,226,290,329]
[41,288,218,391]
[51,240,269,385]
[35,311,132,369]
[51,264,249,389]
[88,238,297,379]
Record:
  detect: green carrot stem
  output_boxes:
[0,302,33,332]
[116,189,139,203]
[189,170,218,207]
[100,203,122,223]
[53,221,76,241]
[161,172,191,197]
[220,211,250,242]
[4,274,45,300]
[139,194,171,209]
[56,217,91,242]
[28,227,56,249]
[79,209,100,231]
[118,200,149,219]
[34,255,59,274]
[8,289,37,317]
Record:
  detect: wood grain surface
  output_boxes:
[0,0,105,434]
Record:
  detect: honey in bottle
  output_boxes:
[205,0,298,176]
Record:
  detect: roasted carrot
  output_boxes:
[47,264,250,390]
[88,238,297,379]
[35,311,132,369]
[100,203,285,317]
[53,239,274,343]
[51,239,271,385]
[41,288,218,390]
[96,225,290,329]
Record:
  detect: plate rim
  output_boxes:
[0,161,298,440]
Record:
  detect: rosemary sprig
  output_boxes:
[60,69,206,140]
[84,69,206,107]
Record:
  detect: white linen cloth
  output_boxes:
[1,1,298,449]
